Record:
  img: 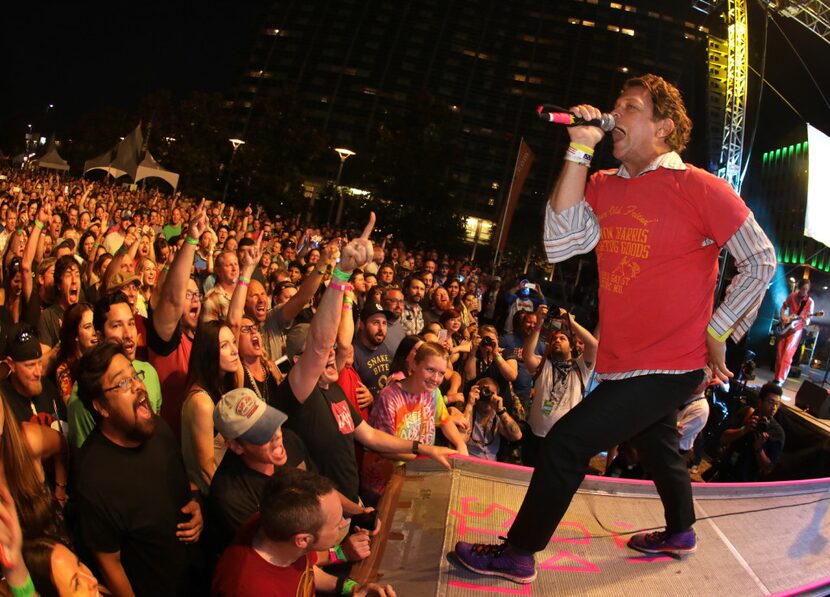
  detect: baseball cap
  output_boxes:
[7,324,42,362]
[213,388,287,446]
[360,302,393,323]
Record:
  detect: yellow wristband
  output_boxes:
[570,142,595,156]
[707,325,732,343]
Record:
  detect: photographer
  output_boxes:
[464,325,518,408]
[463,378,522,461]
[521,305,597,467]
[710,382,785,482]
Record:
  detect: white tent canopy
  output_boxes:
[83,144,127,179]
[83,123,179,187]
[135,151,179,191]
[35,139,69,171]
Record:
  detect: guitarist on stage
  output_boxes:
[774,279,816,385]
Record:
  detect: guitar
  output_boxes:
[774,310,824,338]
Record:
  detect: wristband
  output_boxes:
[238,275,251,285]
[161,266,170,273]
[570,142,595,156]
[342,579,359,596]
[342,303,353,311]
[116,246,128,256]
[343,296,355,306]
[8,574,35,597]
[93,242,100,249]
[497,409,508,417]
[495,354,504,362]
[34,220,44,230]
[329,280,352,292]
[534,325,543,333]
[328,544,347,564]
[185,235,199,246]
[412,439,420,455]
[331,267,351,282]
[316,266,329,276]
[238,279,250,288]
[706,324,732,343]
[564,143,593,167]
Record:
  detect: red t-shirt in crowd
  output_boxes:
[147,309,193,442]
[211,514,317,597]
[585,163,749,373]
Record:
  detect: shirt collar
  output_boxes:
[604,151,686,179]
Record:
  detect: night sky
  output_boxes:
[2,1,828,157]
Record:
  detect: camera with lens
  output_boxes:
[756,416,770,435]
[478,385,493,402]
[480,336,495,348]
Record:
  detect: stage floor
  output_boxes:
[354,458,830,596]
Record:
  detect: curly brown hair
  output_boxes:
[623,74,692,153]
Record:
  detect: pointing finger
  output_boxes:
[360,212,376,240]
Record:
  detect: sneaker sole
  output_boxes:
[627,542,697,557]
[450,551,537,584]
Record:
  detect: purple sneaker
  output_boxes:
[627,529,697,556]
[453,539,537,584]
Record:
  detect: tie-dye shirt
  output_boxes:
[368,381,449,444]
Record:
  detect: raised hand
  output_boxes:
[339,212,375,273]
[187,199,208,241]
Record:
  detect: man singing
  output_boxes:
[774,278,815,385]
[453,74,775,583]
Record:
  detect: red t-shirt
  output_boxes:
[586,164,749,373]
[211,514,317,597]
[147,313,193,442]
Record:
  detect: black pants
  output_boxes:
[507,370,704,553]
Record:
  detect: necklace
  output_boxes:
[244,359,271,405]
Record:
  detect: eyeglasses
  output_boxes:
[185,290,202,301]
[102,369,146,394]
[240,324,257,335]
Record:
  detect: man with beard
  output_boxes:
[147,201,208,441]
[353,302,392,400]
[381,286,406,354]
[423,286,452,328]
[75,340,203,597]
[37,255,81,353]
[401,275,425,336]
[67,292,162,448]
[1,323,64,427]
[228,239,337,363]
[272,214,455,505]
[520,306,597,466]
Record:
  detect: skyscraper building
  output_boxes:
[235,0,713,242]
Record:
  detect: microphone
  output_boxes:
[536,105,616,132]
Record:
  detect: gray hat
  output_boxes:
[213,388,287,445]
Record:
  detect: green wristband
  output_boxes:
[331,267,351,282]
[185,235,199,246]
[9,574,36,597]
[34,220,44,230]
[342,578,359,596]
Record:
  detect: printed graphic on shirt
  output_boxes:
[330,400,355,434]
[596,205,658,295]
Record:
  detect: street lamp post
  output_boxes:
[330,147,355,227]
[221,138,246,203]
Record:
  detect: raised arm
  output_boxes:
[335,288,356,372]
[287,215,375,402]
[152,200,207,342]
[523,305,548,376]
[227,238,261,335]
[278,240,336,323]
[22,203,52,301]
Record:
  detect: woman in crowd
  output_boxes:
[237,315,281,406]
[0,392,67,539]
[361,342,468,504]
[54,303,98,406]
[77,230,97,265]
[439,308,471,370]
[135,257,157,316]
[0,256,25,326]
[388,335,422,383]
[181,321,242,495]
[22,537,102,597]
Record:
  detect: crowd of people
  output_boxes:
[0,70,782,597]
[0,165,610,596]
